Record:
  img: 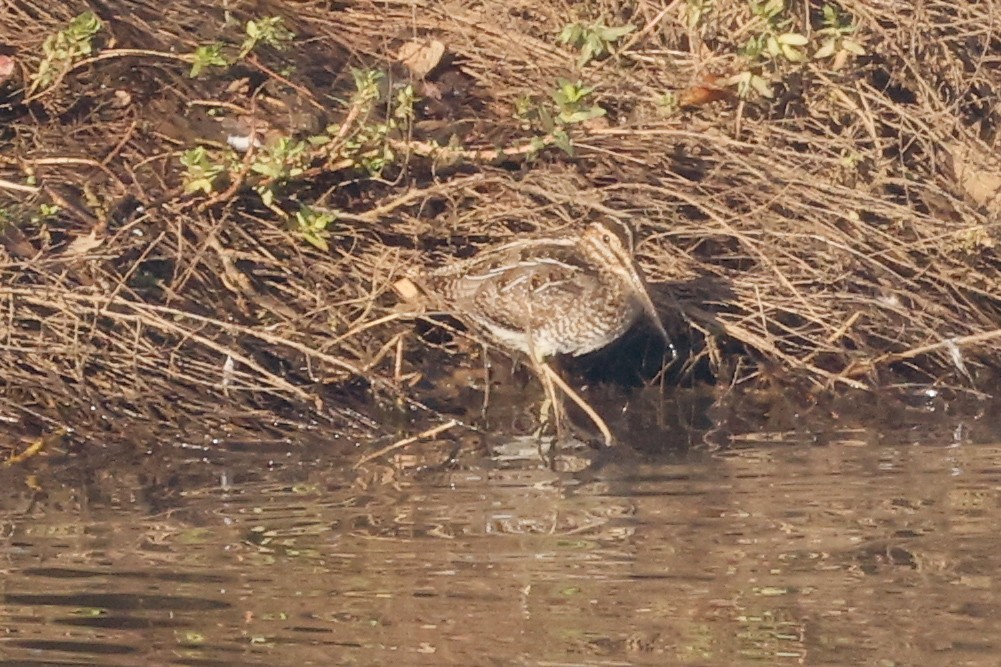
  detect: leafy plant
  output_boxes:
[31,203,60,225]
[393,84,416,122]
[510,81,606,157]
[251,137,308,206]
[180,147,226,194]
[239,17,295,59]
[351,68,385,105]
[728,69,775,99]
[657,91,679,115]
[189,44,230,78]
[189,16,293,77]
[727,0,808,100]
[765,31,809,62]
[681,0,714,30]
[558,20,634,67]
[32,11,103,90]
[293,207,335,251]
[748,0,808,63]
[814,4,865,69]
[344,122,396,176]
[333,70,417,176]
[552,79,606,125]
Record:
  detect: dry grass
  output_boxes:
[1,0,1000,445]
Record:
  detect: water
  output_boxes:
[2,392,1001,666]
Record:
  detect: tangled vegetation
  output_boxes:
[1,0,999,448]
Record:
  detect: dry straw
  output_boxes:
[1,0,999,445]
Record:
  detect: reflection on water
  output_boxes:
[2,394,1001,666]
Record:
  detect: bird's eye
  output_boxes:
[602,233,612,244]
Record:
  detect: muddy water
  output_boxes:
[2,393,1001,666]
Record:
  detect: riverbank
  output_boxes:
[1,1,998,449]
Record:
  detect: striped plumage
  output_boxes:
[417,218,668,361]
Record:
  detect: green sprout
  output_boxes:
[239,17,295,59]
[293,207,335,252]
[344,123,396,176]
[558,20,635,67]
[728,70,775,99]
[394,84,416,122]
[752,0,785,21]
[552,79,606,124]
[251,137,308,206]
[765,31,808,62]
[657,91,679,115]
[180,147,226,194]
[331,70,417,176]
[510,81,606,157]
[814,4,865,68]
[747,0,808,63]
[350,68,385,105]
[727,0,808,100]
[514,95,535,119]
[32,11,103,90]
[681,0,714,30]
[189,17,293,78]
[31,203,61,225]
[251,138,307,180]
[189,44,230,78]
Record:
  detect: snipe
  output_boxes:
[412,217,670,445]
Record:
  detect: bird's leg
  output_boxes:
[538,360,570,439]
[540,363,615,447]
[530,357,568,465]
[521,307,563,449]
[480,342,491,422]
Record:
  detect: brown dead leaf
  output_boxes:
[393,276,421,302]
[949,140,1001,216]
[396,38,445,78]
[1,223,37,259]
[62,229,104,257]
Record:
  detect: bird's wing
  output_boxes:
[463,252,600,334]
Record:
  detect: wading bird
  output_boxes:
[412,217,670,445]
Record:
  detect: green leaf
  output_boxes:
[185,178,213,195]
[239,17,294,59]
[302,232,329,252]
[560,105,604,123]
[551,130,573,157]
[190,44,229,77]
[781,43,805,62]
[537,105,555,133]
[180,146,206,168]
[777,32,808,46]
[558,21,633,65]
[766,35,781,57]
[842,38,866,56]
[750,74,774,98]
[814,39,837,59]
[557,23,581,45]
[598,24,635,42]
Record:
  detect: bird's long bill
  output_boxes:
[622,263,671,346]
